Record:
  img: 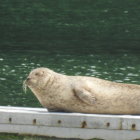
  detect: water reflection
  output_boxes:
[0,78,6,81]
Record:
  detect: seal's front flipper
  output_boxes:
[73,88,96,105]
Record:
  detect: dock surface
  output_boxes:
[0,106,140,140]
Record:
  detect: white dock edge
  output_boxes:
[0,106,140,140]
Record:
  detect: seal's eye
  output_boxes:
[35,71,44,76]
[35,73,39,76]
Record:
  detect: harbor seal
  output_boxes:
[23,67,140,114]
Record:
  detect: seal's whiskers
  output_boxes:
[23,80,27,94]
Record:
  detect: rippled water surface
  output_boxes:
[0,48,140,107]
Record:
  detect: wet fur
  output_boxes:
[24,67,140,114]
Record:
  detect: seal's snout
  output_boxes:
[23,76,35,93]
[25,76,33,85]
[26,77,31,82]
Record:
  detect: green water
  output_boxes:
[0,0,140,139]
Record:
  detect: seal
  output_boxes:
[23,67,140,114]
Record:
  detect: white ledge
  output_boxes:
[0,106,140,140]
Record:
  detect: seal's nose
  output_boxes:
[27,77,31,81]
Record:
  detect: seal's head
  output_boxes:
[23,67,53,92]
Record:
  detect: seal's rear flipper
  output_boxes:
[73,88,96,105]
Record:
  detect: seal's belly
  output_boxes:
[53,88,140,114]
